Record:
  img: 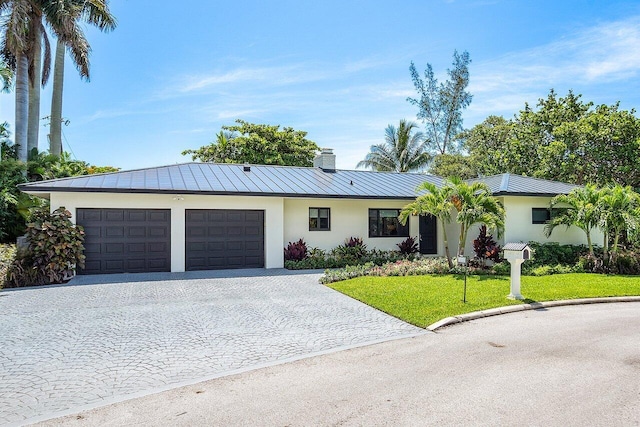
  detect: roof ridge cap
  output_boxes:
[499,173,510,192]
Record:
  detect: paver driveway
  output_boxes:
[0,269,423,426]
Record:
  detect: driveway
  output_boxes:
[0,269,423,426]
[37,302,640,427]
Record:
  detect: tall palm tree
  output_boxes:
[447,177,505,257]
[400,181,455,268]
[545,184,602,257]
[357,120,430,172]
[1,0,94,162]
[0,59,13,91]
[49,0,116,156]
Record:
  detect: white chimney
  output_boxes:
[313,148,336,171]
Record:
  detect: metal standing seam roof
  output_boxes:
[470,173,580,196]
[18,162,445,199]
[18,164,580,199]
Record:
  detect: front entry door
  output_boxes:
[419,214,437,254]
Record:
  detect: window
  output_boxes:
[532,208,567,224]
[368,209,409,237]
[309,208,330,231]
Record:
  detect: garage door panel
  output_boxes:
[185,209,264,271]
[128,227,146,238]
[105,227,125,238]
[105,243,124,253]
[77,208,171,275]
[148,227,168,238]
[148,242,167,253]
[127,211,147,221]
[105,210,124,221]
[208,226,225,236]
[207,241,225,251]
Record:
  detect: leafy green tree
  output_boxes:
[399,182,454,268]
[428,153,476,179]
[357,120,430,172]
[182,120,320,166]
[407,50,472,155]
[545,184,603,257]
[447,177,505,257]
[464,90,640,188]
[49,0,116,156]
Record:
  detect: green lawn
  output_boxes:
[327,273,640,328]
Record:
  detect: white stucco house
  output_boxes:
[19,149,600,275]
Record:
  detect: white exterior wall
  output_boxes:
[49,192,285,271]
[283,198,444,255]
[442,195,604,258]
[502,196,603,246]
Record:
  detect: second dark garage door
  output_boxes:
[185,209,265,271]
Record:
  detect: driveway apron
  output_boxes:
[0,269,423,426]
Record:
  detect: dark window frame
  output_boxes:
[532,208,567,224]
[368,208,409,238]
[309,207,331,231]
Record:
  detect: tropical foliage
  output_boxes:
[183,120,319,166]
[49,0,116,156]
[407,50,472,155]
[1,0,115,161]
[462,90,640,188]
[5,207,85,287]
[400,177,504,266]
[357,120,430,172]
[399,181,454,267]
[546,184,640,262]
[545,184,602,256]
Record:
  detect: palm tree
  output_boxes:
[357,120,430,172]
[447,177,505,257]
[400,181,454,268]
[0,59,13,91]
[545,184,602,257]
[599,185,640,259]
[49,0,116,156]
[1,0,96,162]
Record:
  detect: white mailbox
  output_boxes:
[502,243,532,300]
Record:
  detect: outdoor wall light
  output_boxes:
[172,195,184,201]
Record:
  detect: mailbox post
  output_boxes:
[502,243,532,300]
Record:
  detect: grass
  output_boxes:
[327,273,640,328]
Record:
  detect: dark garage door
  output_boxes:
[77,208,171,275]
[185,209,264,271]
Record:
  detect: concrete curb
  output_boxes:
[427,296,640,331]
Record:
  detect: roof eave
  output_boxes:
[19,187,417,200]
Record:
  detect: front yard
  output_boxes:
[327,273,640,328]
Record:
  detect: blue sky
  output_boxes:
[2,0,640,170]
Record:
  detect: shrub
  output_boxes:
[284,239,308,261]
[526,242,591,268]
[0,243,16,289]
[397,237,419,255]
[5,207,85,287]
[473,225,502,265]
[332,237,368,264]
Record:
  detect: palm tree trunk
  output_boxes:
[49,39,65,156]
[441,220,453,269]
[15,54,29,163]
[458,224,466,257]
[27,24,42,157]
[586,231,593,257]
